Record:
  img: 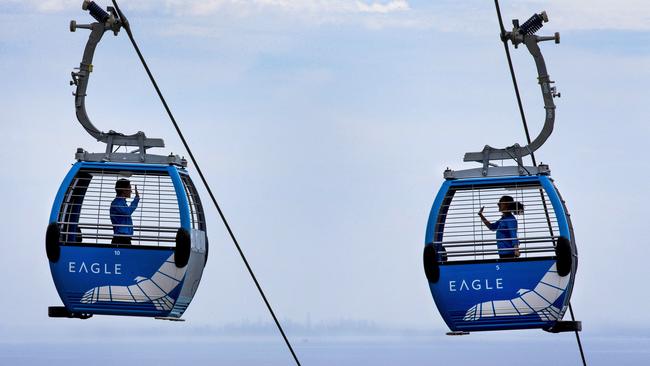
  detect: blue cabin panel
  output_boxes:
[432,259,569,331]
[50,246,185,317]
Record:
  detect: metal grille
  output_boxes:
[434,182,559,262]
[57,169,181,247]
[181,175,206,231]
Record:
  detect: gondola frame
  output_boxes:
[424,174,578,332]
[47,161,207,319]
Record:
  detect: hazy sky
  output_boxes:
[0,0,648,357]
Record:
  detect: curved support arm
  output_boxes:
[463,29,560,166]
[70,2,164,150]
[72,21,109,141]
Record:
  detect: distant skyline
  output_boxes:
[0,2,648,361]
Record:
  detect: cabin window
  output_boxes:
[57,169,181,247]
[181,175,206,231]
[434,182,560,262]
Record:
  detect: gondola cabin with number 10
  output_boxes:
[46,1,208,320]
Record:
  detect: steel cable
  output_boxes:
[493,1,587,365]
[110,1,301,364]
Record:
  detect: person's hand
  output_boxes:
[135,185,140,198]
[478,206,485,216]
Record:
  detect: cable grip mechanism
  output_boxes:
[68,1,170,164]
[463,10,562,170]
[506,11,560,48]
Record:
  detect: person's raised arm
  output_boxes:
[478,206,494,230]
[130,185,140,209]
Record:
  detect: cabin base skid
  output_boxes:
[48,306,92,319]
[446,331,470,336]
[155,316,185,322]
[543,320,581,333]
[445,320,581,336]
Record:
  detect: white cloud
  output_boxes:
[34,0,68,11]
[544,0,650,31]
[175,0,410,17]
[356,0,409,14]
[2,0,414,30]
[3,0,649,31]
[1,0,77,12]
[4,0,410,15]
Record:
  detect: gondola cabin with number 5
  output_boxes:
[424,173,577,332]
[422,11,580,334]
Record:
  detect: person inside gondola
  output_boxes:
[110,179,140,245]
[478,195,523,259]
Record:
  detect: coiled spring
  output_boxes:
[519,13,545,35]
[86,1,110,23]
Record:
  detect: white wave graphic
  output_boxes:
[80,254,186,311]
[463,263,569,322]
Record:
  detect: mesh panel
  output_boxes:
[434,182,559,262]
[181,175,206,231]
[57,169,181,247]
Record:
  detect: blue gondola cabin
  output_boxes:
[423,172,578,333]
[46,160,208,319]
